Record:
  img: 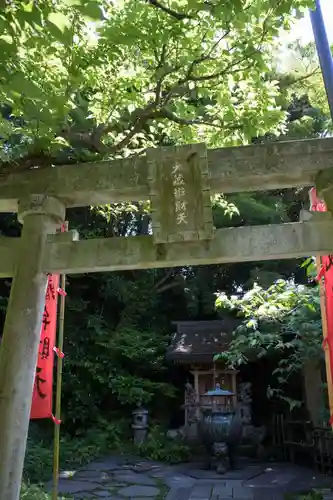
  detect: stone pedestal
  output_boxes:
[238,382,252,434]
[0,195,65,500]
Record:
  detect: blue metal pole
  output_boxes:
[310,0,333,120]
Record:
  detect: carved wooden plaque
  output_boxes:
[147,143,213,244]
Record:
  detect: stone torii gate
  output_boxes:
[1,138,333,500]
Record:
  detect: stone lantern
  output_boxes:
[204,383,234,411]
[132,404,149,445]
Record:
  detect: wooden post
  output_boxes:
[192,370,200,420]
[0,196,65,500]
[231,370,238,409]
[184,388,188,426]
[52,223,68,500]
[316,257,333,429]
[193,370,199,400]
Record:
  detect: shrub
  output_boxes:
[24,437,54,484]
[136,425,190,463]
[20,483,71,500]
[24,418,132,484]
[284,491,323,500]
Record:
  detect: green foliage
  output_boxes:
[24,437,53,484]
[274,39,332,140]
[302,494,323,500]
[285,40,331,127]
[59,418,131,467]
[284,492,323,500]
[20,483,70,500]
[137,425,190,464]
[61,265,178,432]
[0,0,314,167]
[24,420,189,490]
[215,279,322,409]
[24,419,131,484]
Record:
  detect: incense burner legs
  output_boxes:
[199,409,242,474]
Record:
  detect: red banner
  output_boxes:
[309,188,333,411]
[30,273,59,419]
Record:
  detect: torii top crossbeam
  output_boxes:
[0,137,332,213]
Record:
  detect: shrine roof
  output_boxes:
[166,319,241,363]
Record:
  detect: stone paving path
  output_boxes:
[47,455,333,500]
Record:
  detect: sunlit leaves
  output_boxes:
[215,278,322,409]
[278,40,331,138]
[9,72,45,101]
[0,0,315,164]
[47,12,71,33]
[76,2,105,20]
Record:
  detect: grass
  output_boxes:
[155,478,169,500]
[284,491,323,500]
[20,483,73,500]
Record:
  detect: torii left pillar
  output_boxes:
[0,195,65,500]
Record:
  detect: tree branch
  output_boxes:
[156,280,183,294]
[282,68,321,88]
[185,30,231,80]
[59,21,272,156]
[108,121,143,153]
[156,108,221,127]
[154,270,175,291]
[61,100,161,154]
[147,0,191,20]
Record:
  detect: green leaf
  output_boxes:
[9,73,44,100]
[63,0,84,4]
[22,1,34,13]
[281,396,302,412]
[0,35,13,46]
[47,12,71,33]
[301,257,314,268]
[77,2,104,20]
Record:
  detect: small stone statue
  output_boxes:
[185,382,198,423]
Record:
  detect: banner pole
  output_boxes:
[310,0,333,119]
[52,222,68,500]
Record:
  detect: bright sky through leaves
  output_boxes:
[294,0,332,44]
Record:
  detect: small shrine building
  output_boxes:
[166,320,249,429]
